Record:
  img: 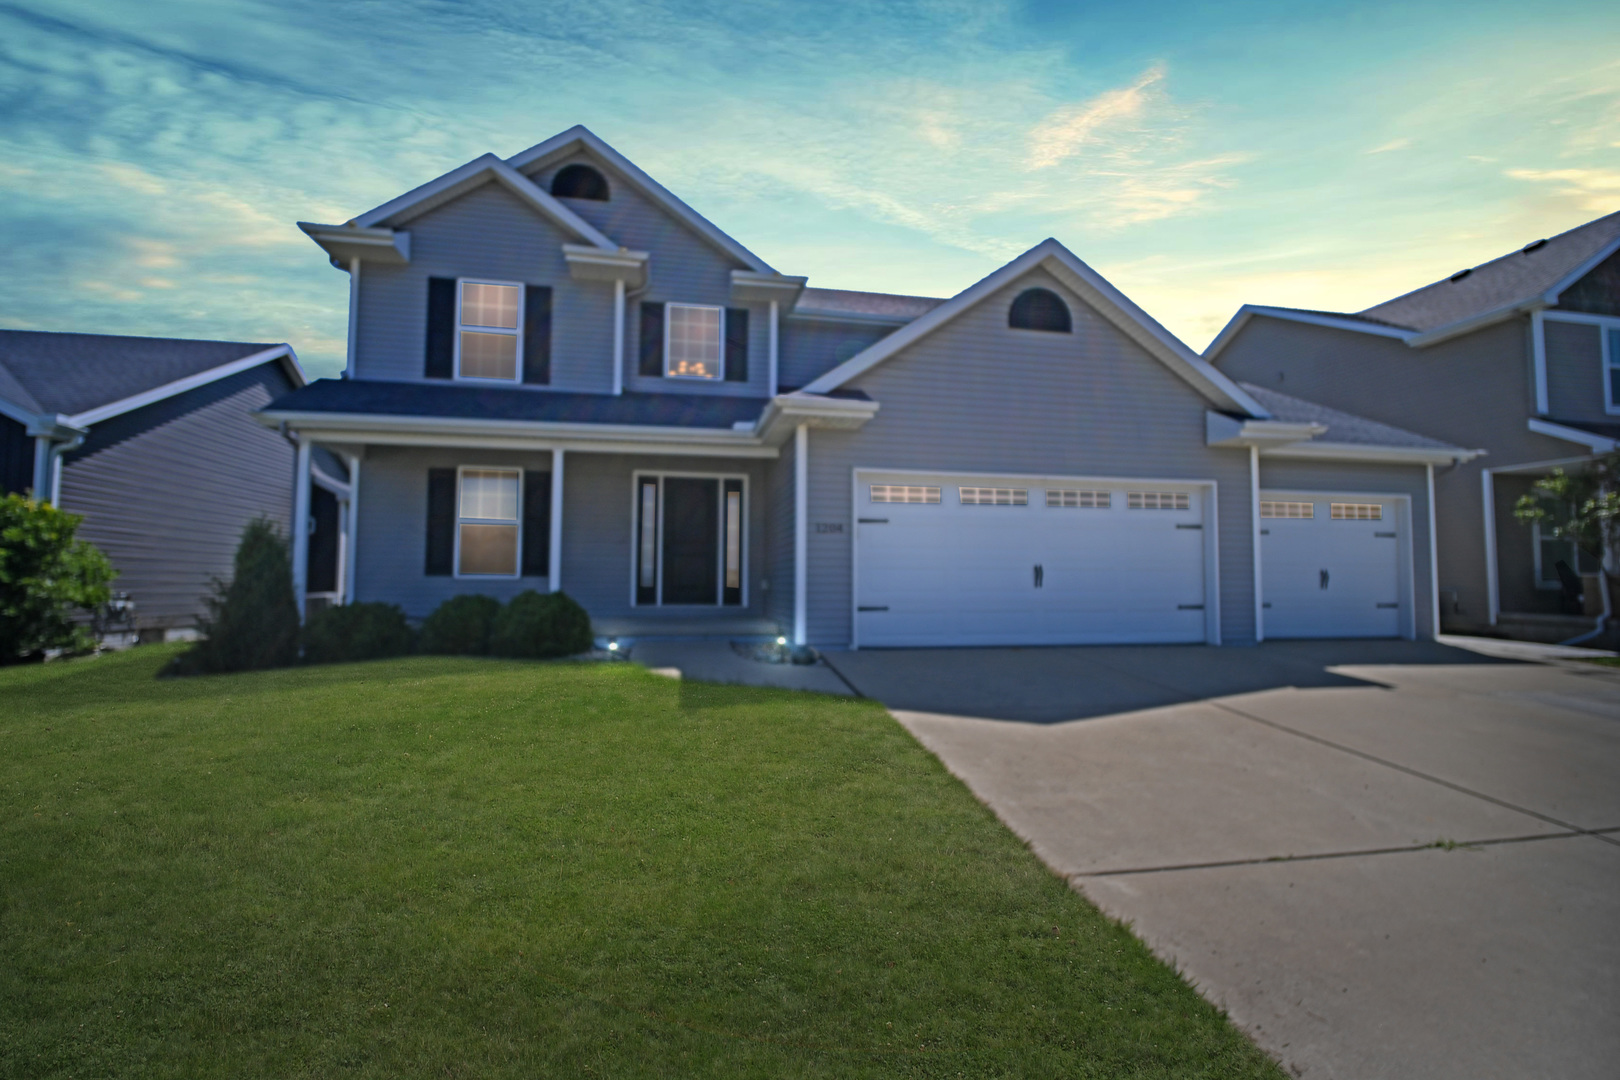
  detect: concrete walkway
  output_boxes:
[822,640,1620,1080]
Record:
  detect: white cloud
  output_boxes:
[1506,167,1620,212]
[1026,64,1167,170]
[1366,138,1412,154]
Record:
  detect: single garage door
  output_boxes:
[1260,492,1406,639]
[854,472,1212,647]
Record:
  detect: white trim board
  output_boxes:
[803,238,1268,417]
[1204,305,1415,362]
[1527,418,1617,453]
[505,126,774,274]
[67,345,305,427]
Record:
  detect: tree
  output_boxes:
[167,518,299,675]
[0,493,117,664]
[1513,452,1619,589]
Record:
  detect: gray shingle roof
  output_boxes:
[0,330,282,418]
[793,287,944,321]
[1358,210,1620,333]
[1240,383,1459,450]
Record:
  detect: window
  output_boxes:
[1008,288,1072,333]
[1128,491,1190,510]
[456,281,522,381]
[1330,502,1383,521]
[550,163,610,201]
[959,487,1027,506]
[1047,489,1110,508]
[457,468,521,576]
[665,303,724,379]
[1608,327,1620,413]
[1261,501,1314,519]
[870,485,940,504]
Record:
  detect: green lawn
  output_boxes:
[0,646,1280,1079]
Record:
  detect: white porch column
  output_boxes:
[32,436,52,502]
[1482,468,1499,625]
[1531,310,1548,416]
[793,423,808,646]
[291,438,312,619]
[1426,463,1441,639]
[768,299,780,398]
[49,448,65,506]
[612,279,626,396]
[1250,444,1264,643]
[343,453,361,605]
[345,259,361,378]
[549,448,565,591]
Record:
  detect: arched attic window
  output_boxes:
[1008,287,1072,333]
[550,163,610,201]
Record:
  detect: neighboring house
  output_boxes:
[1206,211,1620,640]
[263,125,1476,648]
[0,331,318,639]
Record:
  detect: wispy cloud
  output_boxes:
[1027,65,1167,170]
[1366,137,1412,154]
[1506,167,1620,212]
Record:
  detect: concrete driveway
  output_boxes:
[823,639,1620,1080]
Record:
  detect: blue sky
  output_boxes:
[2,0,1617,379]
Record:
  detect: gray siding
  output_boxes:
[764,439,796,628]
[804,267,1259,647]
[355,182,617,392]
[1543,319,1609,423]
[58,364,296,629]
[1256,459,1439,638]
[355,446,770,628]
[1215,315,1572,628]
[1555,248,1620,318]
[778,318,896,391]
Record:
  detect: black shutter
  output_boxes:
[724,308,748,382]
[522,470,552,577]
[523,285,552,385]
[425,468,456,576]
[425,278,456,379]
[639,302,664,377]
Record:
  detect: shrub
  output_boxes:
[301,602,415,665]
[488,590,592,660]
[0,493,116,664]
[167,519,298,676]
[420,593,502,655]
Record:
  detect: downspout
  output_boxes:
[768,300,780,398]
[612,279,626,396]
[345,258,361,378]
[1426,464,1442,639]
[1482,469,1500,626]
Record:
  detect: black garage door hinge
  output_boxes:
[857,605,890,612]
[1177,603,1205,610]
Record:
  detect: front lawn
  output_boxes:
[0,647,1280,1078]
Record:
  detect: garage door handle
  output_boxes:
[1175,523,1202,530]
[1320,569,1330,590]
[857,605,889,612]
[1375,531,1396,538]
[1033,564,1043,588]
[1177,604,1204,610]
[858,517,889,524]
[1376,602,1399,609]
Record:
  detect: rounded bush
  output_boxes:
[301,602,415,665]
[420,593,502,656]
[488,590,592,660]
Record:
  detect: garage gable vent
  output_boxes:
[1260,501,1313,519]
[1330,502,1383,521]
[1128,491,1190,511]
[959,487,1027,506]
[1047,489,1110,508]
[870,484,940,504]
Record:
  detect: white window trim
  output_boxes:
[453,278,525,385]
[628,469,748,607]
[1531,519,1588,591]
[1605,323,1620,417]
[663,301,726,381]
[1543,311,1620,416]
[453,464,524,579]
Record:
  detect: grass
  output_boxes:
[1578,656,1620,667]
[0,646,1282,1079]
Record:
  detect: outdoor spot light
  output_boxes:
[776,636,788,646]
[607,639,619,651]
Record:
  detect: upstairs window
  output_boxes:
[456,280,522,382]
[665,303,724,379]
[1009,287,1072,333]
[551,163,610,201]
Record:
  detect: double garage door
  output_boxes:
[854,472,1213,647]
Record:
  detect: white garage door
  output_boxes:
[1260,493,1405,639]
[854,472,1211,647]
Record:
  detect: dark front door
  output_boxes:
[661,477,719,604]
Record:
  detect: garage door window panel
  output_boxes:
[1331,502,1383,521]
[1128,491,1190,511]
[871,485,940,504]
[1047,490,1110,508]
[959,487,1027,506]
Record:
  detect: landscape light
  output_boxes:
[607,639,619,651]
[776,636,787,646]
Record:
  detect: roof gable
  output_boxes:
[506,126,773,274]
[801,239,1268,417]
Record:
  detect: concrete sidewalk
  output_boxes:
[826,641,1620,1080]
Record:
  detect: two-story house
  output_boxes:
[1207,211,1620,642]
[264,126,1477,649]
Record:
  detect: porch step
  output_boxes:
[1496,611,1612,646]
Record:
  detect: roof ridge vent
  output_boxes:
[1449,268,1473,282]
[1521,238,1548,254]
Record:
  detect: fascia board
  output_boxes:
[353,155,615,250]
[25,414,87,439]
[1407,302,1537,347]
[505,126,774,273]
[562,244,649,286]
[297,222,411,265]
[0,395,38,427]
[65,345,302,428]
[755,393,880,444]
[1527,418,1617,453]
[255,408,772,449]
[1262,441,1484,465]
[1205,305,1415,361]
[785,308,914,328]
[804,239,1270,417]
[1543,233,1620,305]
[731,270,808,306]
[1206,410,1325,448]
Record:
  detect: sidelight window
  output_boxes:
[634,474,745,606]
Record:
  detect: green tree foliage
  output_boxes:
[168,519,298,675]
[301,602,416,665]
[488,590,592,660]
[419,593,502,656]
[1514,452,1620,569]
[0,493,116,664]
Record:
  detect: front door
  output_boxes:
[634,473,745,607]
